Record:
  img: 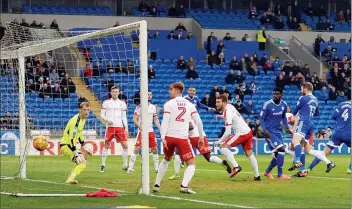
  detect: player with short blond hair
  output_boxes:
[100,86,129,172]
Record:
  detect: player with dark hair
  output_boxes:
[260,88,292,179]
[291,82,335,173]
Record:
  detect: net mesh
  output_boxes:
[0,21,146,195]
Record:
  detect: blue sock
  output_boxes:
[299,152,306,171]
[265,157,277,173]
[277,152,285,177]
[308,157,321,171]
[294,144,302,162]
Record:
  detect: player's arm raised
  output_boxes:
[121,102,129,137]
[160,103,171,149]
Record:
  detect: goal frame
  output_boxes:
[8,20,150,195]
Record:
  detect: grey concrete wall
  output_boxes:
[266,35,296,62]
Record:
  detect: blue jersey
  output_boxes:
[184,95,209,110]
[332,101,351,132]
[293,94,319,122]
[260,99,290,134]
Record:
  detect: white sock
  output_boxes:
[153,154,159,172]
[155,159,169,186]
[248,154,260,177]
[181,164,195,188]
[128,153,137,170]
[220,148,239,168]
[122,149,128,166]
[174,155,181,175]
[209,156,223,165]
[309,149,331,164]
[102,148,108,166]
[285,147,295,161]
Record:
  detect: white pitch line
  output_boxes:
[197,169,351,181]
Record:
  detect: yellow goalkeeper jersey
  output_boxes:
[61,114,87,149]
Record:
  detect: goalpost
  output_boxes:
[0,20,150,195]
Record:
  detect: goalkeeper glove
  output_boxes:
[73,150,86,164]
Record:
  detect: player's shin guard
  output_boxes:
[128,153,137,171]
[174,155,182,175]
[209,156,223,165]
[221,148,239,168]
[181,165,195,188]
[299,152,306,171]
[248,155,260,177]
[155,159,170,186]
[102,148,108,166]
[277,152,285,177]
[122,149,128,168]
[308,149,331,164]
[153,154,159,172]
[294,144,302,162]
[308,157,321,171]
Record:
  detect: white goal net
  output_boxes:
[0,20,151,196]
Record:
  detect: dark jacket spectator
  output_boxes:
[318,5,326,17]
[57,63,66,77]
[275,18,285,29]
[314,35,325,55]
[177,56,187,69]
[310,73,321,90]
[106,60,114,73]
[248,63,260,76]
[206,32,216,54]
[326,19,335,31]
[282,62,292,75]
[118,90,128,103]
[249,7,258,19]
[260,13,271,25]
[178,5,186,17]
[274,4,283,16]
[115,61,125,73]
[216,41,225,55]
[138,1,148,12]
[242,34,249,41]
[337,10,345,22]
[291,1,300,20]
[234,100,245,113]
[30,20,38,28]
[126,61,135,74]
[175,31,184,40]
[345,9,351,22]
[234,71,246,84]
[61,87,69,99]
[20,19,29,27]
[149,7,158,16]
[167,32,175,40]
[229,56,239,70]
[186,66,199,80]
[52,84,61,98]
[291,18,301,30]
[201,93,212,107]
[223,33,232,41]
[39,84,52,98]
[148,65,156,80]
[225,69,236,85]
[175,22,187,31]
[275,75,286,89]
[291,63,301,76]
[219,86,231,97]
[328,86,338,100]
[67,78,76,93]
[286,16,293,29]
[316,19,326,31]
[239,58,247,71]
[50,19,59,30]
[300,64,311,77]
[93,62,102,77]
[186,32,193,40]
[168,5,178,17]
[207,51,219,67]
[105,77,115,92]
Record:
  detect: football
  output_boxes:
[33,135,49,151]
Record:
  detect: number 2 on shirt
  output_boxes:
[176,107,186,122]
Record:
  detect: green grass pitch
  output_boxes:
[0,155,350,208]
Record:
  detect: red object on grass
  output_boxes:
[86,188,120,197]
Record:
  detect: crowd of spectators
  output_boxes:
[138,1,186,17]
[0,111,19,130]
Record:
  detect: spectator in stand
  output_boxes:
[83,63,93,87]
[249,6,258,20]
[187,57,195,70]
[314,34,325,56]
[175,22,187,31]
[336,91,348,104]
[105,77,115,94]
[106,60,114,73]
[275,18,285,29]
[341,63,351,78]
[316,129,328,139]
[149,7,158,16]
[329,86,338,100]
[248,62,260,76]
[218,52,225,65]
[57,63,66,78]
[345,9,351,22]
[39,83,52,99]
[216,41,225,55]
[50,19,59,30]
[30,20,38,28]
[291,62,301,76]
[249,81,259,94]
[291,17,301,30]
[282,61,292,74]
[175,31,184,40]
[317,86,329,102]
[316,19,326,31]
[286,16,293,29]
[274,3,283,16]
[245,100,256,115]
[234,70,246,84]
[223,33,233,41]
[219,86,231,97]
[229,56,239,70]
[310,72,321,90]
[206,32,216,54]
[115,61,125,73]
[252,53,260,64]
[291,0,300,21]
[138,1,148,12]
[337,73,346,91]
[239,57,247,71]
[178,5,186,17]
[343,77,351,99]
[337,10,345,22]
[186,66,199,80]
[61,86,69,100]
[186,32,193,40]
[263,60,273,74]
[26,79,39,93]
[328,36,336,43]
[296,72,305,86]
[259,54,268,66]
[49,68,59,84]
[225,69,236,85]
[260,13,271,25]
[167,31,175,39]
[126,60,135,74]
[1,112,11,129]
[52,83,61,99]
[201,93,212,107]
[168,5,178,17]
[233,99,245,113]
[207,50,219,67]
[152,31,160,39]
[148,65,155,80]
[67,78,76,93]
[177,56,186,70]
[20,18,29,27]
[77,94,88,107]
[133,91,141,105]
[242,34,249,41]
[318,5,326,17]
[113,21,120,27]
[118,90,128,103]
[326,18,335,31]
[275,74,286,89]
[92,62,102,76]
[306,3,314,20]
[330,66,339,87]
[301,64,311,78]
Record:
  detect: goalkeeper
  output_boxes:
[60,102,92,184]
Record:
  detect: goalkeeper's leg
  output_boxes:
[61,146,87,184]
